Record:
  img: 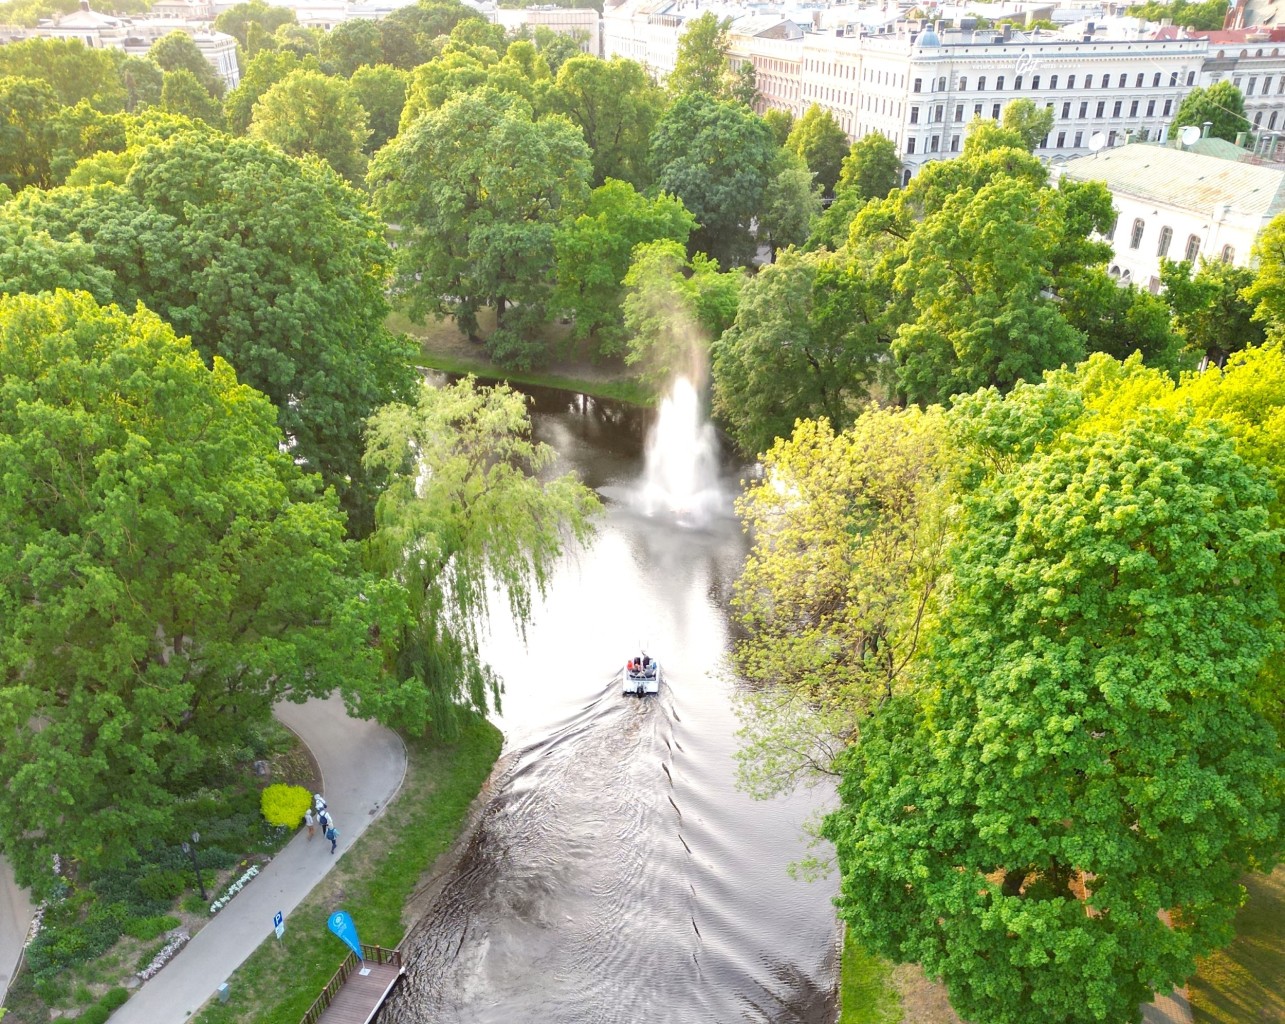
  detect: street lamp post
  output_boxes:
[181,831,207,901]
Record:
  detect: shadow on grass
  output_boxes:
[1190,865,1285,1024]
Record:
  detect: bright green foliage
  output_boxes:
[0,220,112,297]
[358,377,599,738]
[545,55,664,189]
[1001,97,1054,151]
[824,374,1283,1024]
[0,75,59,191]
[1173,81,1249,142]
[649,91,777,267]
[0,291,379,890]
[118,56,163,112]
[1161,256,1262,366]
[318,18,384,77]
[370,89,591,367]
[272,23,324,59]
[1126,0,1228,28]
[223,49,304,135]
[551,179,695,357]
[529,26,585,76]
[759,148,823,259]
[260,784,312,828]
[731,408,951,798]
[215,0,297,51]
[160,68,222,125]
[6,132,414,532]
[46,100,128,184]
[0,37,125,111]
[249,69,370,183]
[712,248,886,456]
[1059,267,1185,370]
[149,31,225,99]
[397,36,549,130]
[668,12,735,97]
[1247,210,1285,339]
[810,133,903,249]
[786,103,849,196]
[762,107,793,146]
[349,64,408,154]
[376,0,483,70]
[622,239,743,391]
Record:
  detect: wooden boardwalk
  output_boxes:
[301,945,404,1024]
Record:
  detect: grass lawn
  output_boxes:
[839,928,903,1024]
[387,308,653,406]
[193,716,503,1024]
[1189,864,1285,1024]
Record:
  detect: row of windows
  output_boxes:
[1233,74,1285,96]
[911,70,1197,92]
[1124,219,1234,263]
[908,97,1174,123]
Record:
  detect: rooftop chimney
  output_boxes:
[1235,130,1249,147]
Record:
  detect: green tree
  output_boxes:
[318,17,384,76]
[377,0,481,69]
[712,248,885,456]
[273,23,324,59]
[758,148,823,260]
[249,69,370,183]
[149,31,225,99]
[810,132,904,249]
[349,63,408,154]
[118,55,163,112]
[160,68,222,124]
[730,408,951,797]
[622,239,743,391]
[1001,97,1055,151]
[1160,257,1262,366]
[1128,0,1230,30]
[215,0,297,51]
[0,37,125,111]
[0,290,379,889]
[1172,80,1249,142]
[357,376,599,738]
[551,179,695,357]
[1059,267,1184,369]
[649,91,777,266]
[223,48,303,135]
[0,220,112,297]
[668,11,734,97]
[370,89,591,367]
[0,75,59,191]
[531,25,584,75]
[545,55,663,189]
[1245,210,1285,338]
[762,107,793,146]
[825,380,1283,1024]
[786,103,850,196]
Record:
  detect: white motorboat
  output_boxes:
[623,656,661,696]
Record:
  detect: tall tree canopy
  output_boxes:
[0,37,125,111]
[823,365,1284,1024]
[0,290,378,890]
[370,89,591,367]
[248,69,371,183]
[1172,81,1249,143]
[667,12,735,98]
[786,103,849,196]
[357,377,599,738]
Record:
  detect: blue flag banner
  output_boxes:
[327,910,363,961]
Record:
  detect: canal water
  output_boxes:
[377,383,840,1024]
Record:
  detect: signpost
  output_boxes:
[274,910,284,940]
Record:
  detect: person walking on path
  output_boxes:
[304,808,315,840]
[325,822,339,855]
[318,808,330,835]
[314,792,327,814]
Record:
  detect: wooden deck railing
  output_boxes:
[299,944,403,1024]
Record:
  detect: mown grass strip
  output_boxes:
[839,927,903,1024]
[194,717,503,1024]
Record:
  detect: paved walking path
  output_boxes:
[0,856,34,1001]
[100,694,404,1024]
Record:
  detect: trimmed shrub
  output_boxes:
[122,914,180,941]
[101,986,130,1010]
[137,870,185,903]
[259,783,311,829]
[78,1004,110,1024]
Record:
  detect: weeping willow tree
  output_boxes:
[355,376,600,739]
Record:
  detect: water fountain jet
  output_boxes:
[638,377,724,526]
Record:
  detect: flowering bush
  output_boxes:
[137,931,189,981]
[260,783,311,828]
[208,864,259,915]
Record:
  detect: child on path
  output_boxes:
[304,808,315,840]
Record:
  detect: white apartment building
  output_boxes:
[495,6,601,56]
[1059,140,1285,289]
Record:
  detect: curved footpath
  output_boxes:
[110,693,407,1024]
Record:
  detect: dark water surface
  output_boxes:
[378,385,840,1024]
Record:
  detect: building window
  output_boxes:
[1130,218,1145,249]
[1113,100,1123,116]
[997,76,1005,89]
[1074,130,1083,146]
[930,135,940,151]
[1063,101,1071,117]
[913,78,922,92]
[1147,99,1156,116]
[1080,101,1089,117]
[978,75,987,90]
[938,76,947,91]
[951,135,960,151]
[1157,226,1173,257]
[1249,76,1258,95]
[1153,72,1161,87]
[1068,74,1077,89]
[959,76,968,90]
[1033,75,1041,89]
[907,137,916,153]
[910,106,920,123]
[1170,71,1179,86]
[1185,234,1200,261]
[1119,73,1127,87]
[1187,70,1196,86]
[1272,111,1279,130]
[1109,130,1118,145]
[1015,75,1024,90]
[974,103,983,117]
[1050,74,1059,88]
[1130,100,1139,116]
[1266,76,1275,93]
[1256,111,1264,127]
[955,104,963,121]
[1135,73,1144,87]
[1105,215,1117,240]
[1057,130,1066,147]
[1163,99,1172,116]
[1096,101,1105,116]
[1222,244,1235,263]
[992,103,1002,118]
[1085,74,1093,88]
[934,105,944,122]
